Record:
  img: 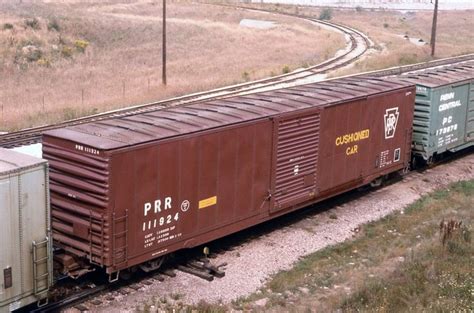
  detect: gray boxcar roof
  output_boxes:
[44,77,413,151]
[399,61,474,88]
[0,148,46,175]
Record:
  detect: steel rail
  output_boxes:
[1,5,474,149]
[0,8,370,149]
[29,285,109,313]
[38,145,473,313]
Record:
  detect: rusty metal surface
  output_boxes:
[272,111,320,212]
[44,77,412,150]
[42,76,415,274]
[399,61,474,88]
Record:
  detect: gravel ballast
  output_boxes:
[89,154,474,312]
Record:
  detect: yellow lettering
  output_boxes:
[346,145,358,155]
[335,129,370,147]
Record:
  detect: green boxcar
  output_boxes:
[400,62,474,164]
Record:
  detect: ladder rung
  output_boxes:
[35,273,49,280]
[34,257,49,264]
[33,240,48,247]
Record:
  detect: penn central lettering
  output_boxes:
[335,129,370,146]
[439,100,461,112]
[144,197,172,217]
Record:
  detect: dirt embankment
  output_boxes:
[0,1,344,131]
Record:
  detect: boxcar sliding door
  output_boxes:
[270,110,320,213]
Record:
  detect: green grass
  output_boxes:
[230,180,474,311]
[137,181,473,312]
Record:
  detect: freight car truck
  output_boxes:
[43,76,415,280]
[400,62,474,165]
[0,149,52,313]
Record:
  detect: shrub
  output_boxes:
[319,8,333,21]
[74,39,89,53]
[3,23,14,30]
[62,108,77,120]
[242,71,250,81]
[24,18,40,30]
[61,46,73,58]
[20,45,42,62]
[47,19,60,32]
[37,57,50,67]
[282,65,290,74]
[383,23,389,28]
[355,6,363,12]
[26,50,42,62]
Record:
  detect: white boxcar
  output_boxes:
[0,149,52,313]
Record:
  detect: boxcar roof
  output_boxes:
[398,61,474,88]
[44,77,413,151]
[0,148,46,174]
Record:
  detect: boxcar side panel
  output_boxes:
[0,175,21,312]
[318,88,415,196]
[0,163,51,313]
[111,121,273,267]
[411,85,433,158]
[431,84,470,154]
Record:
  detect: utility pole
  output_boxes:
[430,0,439,57]
[162,0,167,85]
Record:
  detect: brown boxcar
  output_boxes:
[42,77,415,278]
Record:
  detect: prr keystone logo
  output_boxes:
[384,107,399,139]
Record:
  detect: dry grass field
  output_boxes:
[235,3,474,75]
[331,8,474,75]
[0,0,345,131]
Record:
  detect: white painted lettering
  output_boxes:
[165,197,172,210]
[144,203,152,216]
[439,100,461,112]
[440,92,454,102]
[154,200,162,213]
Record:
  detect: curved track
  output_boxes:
[13,5,474,310]
[0,6,371,149]
[1,6,474,150]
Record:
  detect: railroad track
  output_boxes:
[1,6,371,149]
[32,146,472,313]
[2,4,474,149]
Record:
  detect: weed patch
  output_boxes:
[74,39,89,53]
[3,23,14,30]
[47,19,60,32]
[228,180,474,311]
[24,18,40,30]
